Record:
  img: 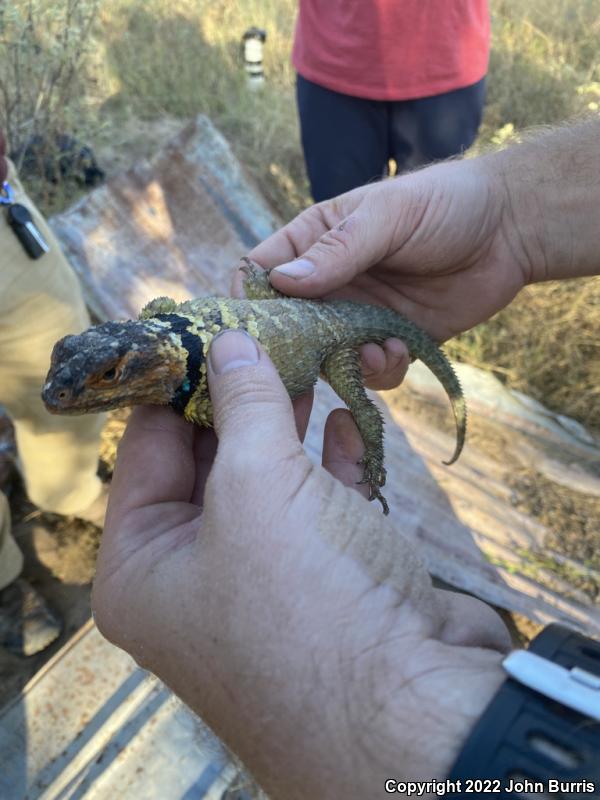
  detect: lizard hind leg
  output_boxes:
[239,257,285,300]
[321,347,389,515]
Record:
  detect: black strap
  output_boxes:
[447,624,600,798]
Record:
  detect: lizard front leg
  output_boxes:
[139,296,179,319]
[321,347,388,515]
[239,257,285,300]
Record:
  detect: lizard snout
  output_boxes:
[42,380,73,413]
[41,361,83,413]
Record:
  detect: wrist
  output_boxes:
[482,149,546,286]
[448,625,600,795]
[347,635,506,789]
[484,119,600,284]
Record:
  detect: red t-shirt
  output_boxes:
[0,133,7,185]
[292,0,490,101]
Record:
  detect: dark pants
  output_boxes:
[296,74,486,202]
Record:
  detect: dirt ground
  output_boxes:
[0,409,128,710]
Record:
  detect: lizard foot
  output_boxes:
[239,257,283,300]
[357,457,389,515]
[239,256,260,280]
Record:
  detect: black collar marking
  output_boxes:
[156,313,205,416]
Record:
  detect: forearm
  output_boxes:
[485,117,600,283]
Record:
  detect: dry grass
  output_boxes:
[93,0,308,220]
[445,279,600,433]
[2,0,600,431]
[446,0,600,432]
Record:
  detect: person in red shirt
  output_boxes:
[293,0,489,200]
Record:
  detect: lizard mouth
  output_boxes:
[41,384,128,415]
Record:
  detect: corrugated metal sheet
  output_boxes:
[0,621,242,800]
[50,115,280,322]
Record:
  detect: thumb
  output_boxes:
[268,199,391,298]
[207,329,302,457]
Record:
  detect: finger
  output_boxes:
[292,390,314,442]
[244,184,373,277]
[437,591,512,653]
[191,392,313,505]
[107,406,196,523]
[246,203,334,269]
[191,426,218,506]
[361,338,410,391]
[207,330,303,462]
[268,193,392,298]
[321,409,369,500]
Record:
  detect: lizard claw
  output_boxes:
[239,256,256,277]
[369,487,390,516]
[357,457,388,514]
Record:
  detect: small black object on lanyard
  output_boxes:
[1,180,50,260]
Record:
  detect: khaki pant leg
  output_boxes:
[0,492,23,590]
[0,162,105,515]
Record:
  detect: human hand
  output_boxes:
[234,158,528,390]
[93,330,510,799]
[236,119,600,394]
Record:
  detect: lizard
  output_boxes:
[42,259,466,514]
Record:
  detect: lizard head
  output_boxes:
[42,319,188,414]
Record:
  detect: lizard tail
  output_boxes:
[442,372,466,466]
[323,300,467,464]
[418,347,466,465]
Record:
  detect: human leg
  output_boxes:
[0,492,23,591]
[0,161,105,516]
[296,74,389,201]
[390,78,486,171]
[0,491,61,655]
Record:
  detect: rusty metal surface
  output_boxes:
[50,115,280,322]
[0,621,238,799]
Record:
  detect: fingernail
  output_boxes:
[272,258,315,279]
[209,329,259,374]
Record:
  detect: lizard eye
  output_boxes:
[92,364,122,386]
